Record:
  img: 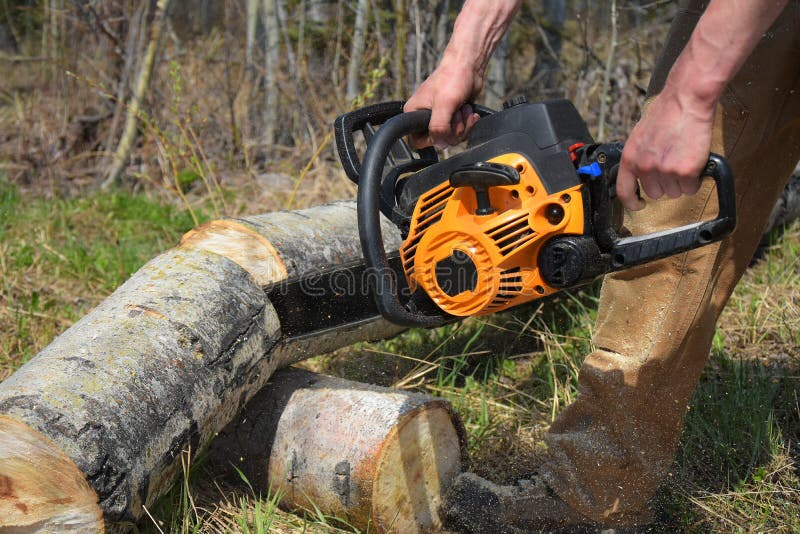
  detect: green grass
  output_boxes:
[1,178,798,532]
[655,357,800,532]
[0,179,205,376]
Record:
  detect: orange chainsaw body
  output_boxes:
[400,153,585,317]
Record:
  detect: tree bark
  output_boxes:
[393,0,407,98]
[214,367,466,533]
[0,201,404,527]
[531,0,566,98]
[485,33,509,110]
[346,0,369,102]
[261,0,280,144]
[103,0,172,190]
[597,0,617,141]
[240,0,281,152]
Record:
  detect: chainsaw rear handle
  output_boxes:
[609,153,736,270]
[357,109,449,327]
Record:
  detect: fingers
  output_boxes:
[428,95,465,147]
[407,102,479,149]
[449,105,480,145]
[618,147,706,211]
[449,106,469,142]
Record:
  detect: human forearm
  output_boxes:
[664,0,788,112]
[616,0,788,210]
[441,0,522,81]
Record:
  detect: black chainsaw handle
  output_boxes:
[609,153,736,269]
[335,100,495,184]
[357,109,448,327]
[334,101,438,184]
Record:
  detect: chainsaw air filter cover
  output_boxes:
[400,152,585,317]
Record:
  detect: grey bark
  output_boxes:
[346,0,369,102]
[262,0,280,144]
[103,0,172,189]
[404,0,448,95]
[485,33,509,110]
[243,0,281,147]
[0,201,404,525]
[246,0,258,65]
[393,0,406,97]
[307,0,333,24]
[597,0,617,140]
[532,0,566,98]
[168,0,224,40]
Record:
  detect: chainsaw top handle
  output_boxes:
[335,100,495,184]
[357,109,448,327]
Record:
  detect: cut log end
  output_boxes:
[178,219,287,286]
[215,368,466,533]
[372,403,464,533]
[0,415,103,532]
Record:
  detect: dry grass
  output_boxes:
[3,2,798,532]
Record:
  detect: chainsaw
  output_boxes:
[332,97,736,328]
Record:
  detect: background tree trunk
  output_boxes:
[393,0,407,98]
[103,0,172,189]
[485,33,509,110]
[346,0,369,102]
[532,0,566,98]
[240,0,281,159]
[262,0,279,144]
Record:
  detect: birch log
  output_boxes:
[214,367,467,533]
[0,201,404,529]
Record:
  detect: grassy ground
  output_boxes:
[0,177,798,532]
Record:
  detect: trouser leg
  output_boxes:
[540,1,800,525]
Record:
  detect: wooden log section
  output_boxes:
[2,177,798,531]
[213,367,467,533]
[0,201,405,530]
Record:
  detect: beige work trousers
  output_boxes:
[540,0,800,525]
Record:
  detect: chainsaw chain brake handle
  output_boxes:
[335,101,494,227]
[357,108,450,327]
[334,101,437,185]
